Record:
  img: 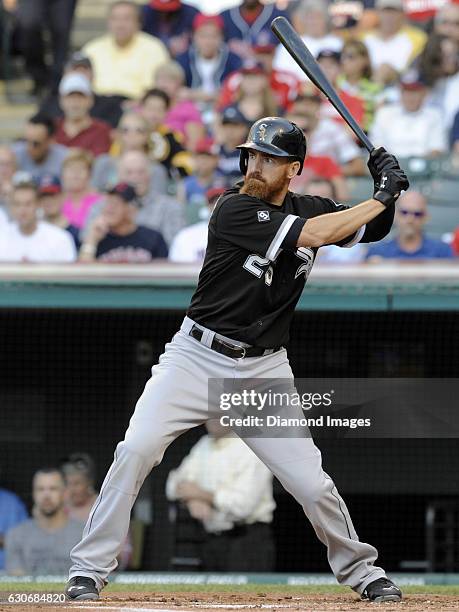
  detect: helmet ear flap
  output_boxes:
[239,149,248,175]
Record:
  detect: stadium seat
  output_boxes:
[424,202,458,239]
[397,157,436,181]
[345,177,374,205]
[424,179,459,205]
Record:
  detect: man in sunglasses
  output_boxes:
[12,113,68,181]
[366,191,454,260]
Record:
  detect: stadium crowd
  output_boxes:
[0,0,458,263]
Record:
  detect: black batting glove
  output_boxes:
[368,147,402,195]
[373,168,410,207]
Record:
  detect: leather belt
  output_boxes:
[189,325,281,359]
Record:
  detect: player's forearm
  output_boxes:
[297,199,386,248]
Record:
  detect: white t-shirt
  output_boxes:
[195,55,221,95]
[370,103,447,157]
[169,221,208,263]
[0,221,77,263]
[308,118,361,164]
[273,34,342,80]
[0,206,8,230]
[363,31,414,73]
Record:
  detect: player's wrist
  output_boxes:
[372,190,395,207]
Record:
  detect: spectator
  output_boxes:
[218,42,301,112]
[61,453,97,524]
[0,145,17,208]
[366,191,454,260]
[54,73,112,157]
[362,0,427,86]
[169,187,224,263]
[305,178,367,263]
[220,0,287,60]
[289,94,365,176]
[316,50,365,128]
[0,179,77,263]
[0,484,28,571]
[4,468,83,575]
[38,174,80,249]
[80,183,168,262]
[117,151,186,245]
[233,61,279,122]
[215,105,251,181]
[61,149,102,231]
[273,0,342,78]
[141,0,199,57]
[141,89,192,179]
[452,226,459,256]
[370,71,447,158]
[15,0,78,96]
[92,111,168,194]
[154,61,206,149]
[176,15,242,106]
[337,40,383,132]
[82,1,169,100]
[434,3,459,45]
[39,52,127,128]
[12,114,68,181]
[166,420,275,571]
[178,139,225,206]
[452,108,459,152]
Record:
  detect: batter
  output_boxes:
[65,117,408,603]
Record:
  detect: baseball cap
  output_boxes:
[193,14,224,31]
[376,0,404,10]
[195,137,219,155]
[150,0,181,11]
[38,174,61,195]
[400,69,427,90]
[317,49,341,62]
[221,105,251,126]
[240,60,266,75]
[59,73,92,97]
[67,51,92,71]
[105,183,139,204]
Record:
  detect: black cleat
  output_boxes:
[362,577,402,603]
[65,576,99,601]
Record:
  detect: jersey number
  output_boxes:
[243,255,273,286]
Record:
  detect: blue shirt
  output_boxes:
[366,236,454,259]
[141,3,199,47]
[220,4,287,46]
[0,488,28,569]
[96,226,168,262]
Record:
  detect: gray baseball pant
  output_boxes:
[69,317,386,593]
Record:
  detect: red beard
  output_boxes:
[240,172,287,202]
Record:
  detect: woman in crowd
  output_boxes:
[61,149,102,230]
[91,111,168,194]
[233,64,279,122]
[337,40,383,133]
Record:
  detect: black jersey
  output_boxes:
[187,186,365,348]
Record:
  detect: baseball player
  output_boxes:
[65,117,408,603]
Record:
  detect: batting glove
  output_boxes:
[373,169,410,207]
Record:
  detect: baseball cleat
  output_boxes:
[361,577,402,603]
[65,576,99,601]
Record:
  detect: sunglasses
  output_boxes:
[120,126,147,134]
[399,209,425,218]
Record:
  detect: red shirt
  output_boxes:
[290,155,342,192]
[319,89,365,129]
[452,228,459,256]
[55,118,112,157]
[218,68,301,111]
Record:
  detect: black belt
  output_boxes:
[189,325,280,359]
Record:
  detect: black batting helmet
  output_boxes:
[237,117,307,175]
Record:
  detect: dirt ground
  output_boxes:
[2,590,459,612]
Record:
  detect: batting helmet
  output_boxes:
[237,117,307,175]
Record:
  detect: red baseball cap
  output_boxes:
[192,14,224,31]
[195,137,218,155]
[150,0,181,12]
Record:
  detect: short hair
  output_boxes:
[28,113,55,137]
[154,61,186,85]
[12,178,38,197]
[108,0,140,20]
[33,467,65,483]
[142,88,171,109]
[61,452,96,485]
[63,148,94,172]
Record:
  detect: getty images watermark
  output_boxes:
[208,378,459,439]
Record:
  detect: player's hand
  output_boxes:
[187,499,213,522]
[367,147,401,194]
[373,168,410,207]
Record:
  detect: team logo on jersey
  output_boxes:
[257,210,270,222]
[294,247,314,279]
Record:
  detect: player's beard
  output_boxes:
[240,172,287,203]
